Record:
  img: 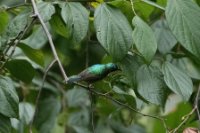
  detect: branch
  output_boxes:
[30,0,68,82]
[171,108,196,133]
[74,82,169,132]
[29,59,56,133]
[195,84,200,120]
[130,0,137,16]
[171,84,200,133]
[0,18,36,70]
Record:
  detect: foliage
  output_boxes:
[0,0,200,133]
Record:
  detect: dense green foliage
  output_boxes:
[0,0,200,133]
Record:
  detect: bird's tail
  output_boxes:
[67,75,81,84]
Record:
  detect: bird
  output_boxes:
[67,63,119,84]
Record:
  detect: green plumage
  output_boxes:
[68,63,118,83]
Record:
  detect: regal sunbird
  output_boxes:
[67,63,119,84]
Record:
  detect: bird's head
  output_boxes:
[106,63,119,72]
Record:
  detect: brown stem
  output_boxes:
[30,0,68,82]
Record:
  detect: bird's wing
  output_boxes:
[79,69,102,82]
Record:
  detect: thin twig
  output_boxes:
[130,0,137,16]
[30,0,68,82]
[29,59,57,133]
[88,88,95,133]
[8,19,36,58]
[0,18,36,70]
[171,84,200,133]
[85,41,89,68]
[171,108,196,133]
[74,82,169,132]
[195,84,200,120]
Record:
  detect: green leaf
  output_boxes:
[96,98,116,116]
[50,14,68,38]
[110,121,146,133]
[172,58,200,80]
[21,26,48,49]
[109,1,133,23]
[141,0,165,10]
[10,102,34,132]
[165,102,194,129]
[0,114,11,133]
[165,0,200,59]
[157,0,167,7]
[60,2,89,42]
[134,1,155,20]
[34,97,61,133]
[72,126,91,133]
[0,11,9,34]
[94,3,133,61]
[68,108,90,127]
[4,13,29,39]
[66,86,90,108]
[152,19,177,54]
[5,59,36,83]
[37,2,55,22]
[132,16,157,62]
[19,102,34,125]
[136,65,167,105]
[120,54,140,87]
[162,62,193,101]
[0,76,19,118]
[18,43,44,66]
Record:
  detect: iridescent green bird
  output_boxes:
[67,63,119,83]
